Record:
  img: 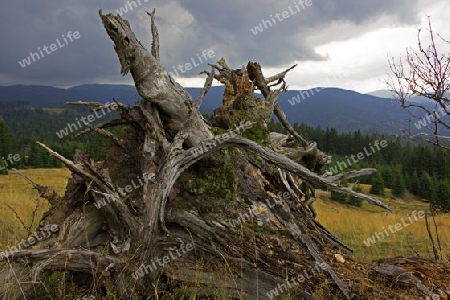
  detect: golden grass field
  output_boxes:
[0,169,449,263]
[315,186,450,262]
[0,169,71,250]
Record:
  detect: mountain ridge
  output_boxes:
[0,84,426,134]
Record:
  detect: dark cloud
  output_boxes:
[0,0,424,86]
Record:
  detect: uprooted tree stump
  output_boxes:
[1,9,448,300]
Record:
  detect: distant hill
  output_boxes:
[366,90,396,99]
[278,87,409,134]
[0,84,140,108]
[0,84,435,135]
[367,89,436,104]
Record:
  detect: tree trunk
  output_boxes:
[1,10,447,300]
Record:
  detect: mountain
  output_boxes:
[366,90,396,99]
[0,85,75,107]
[0,84,140,108]
[67,84,141,105]
[0,84,426,135]
[367,89,436,104]
[279,87,409,133]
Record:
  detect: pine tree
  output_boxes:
[0,158,7,175]
[0,118,13,175]
[381,166,394,189]
[370,172,385,196]
[433,180,450,211]
[409,170,419,195]
[0,118,15,156]
[27,139,46,168]
[418,171,433,200]
[348,184,364,207]
[330,191,348,203]
[330,181,349,204]
[391,168,406,198]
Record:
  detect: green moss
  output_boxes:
[232,95,256,111]
[242,121,270,146]
[178,150,239,207]
[211,127,226,135]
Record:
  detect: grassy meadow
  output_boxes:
[0,168,71,249]
[316,186,450,262]
[0,169,449,263]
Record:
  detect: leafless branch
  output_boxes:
[195,68,215,109]
[147,9,160,62]
[84,123,125,150]
[5,204,30,236]
[386,17,450,149]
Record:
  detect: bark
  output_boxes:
[1,9,447,300]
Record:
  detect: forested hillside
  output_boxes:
[2,84,440,135]
[268,120,450,211]
[0,101,121,169]
[1,99,449,211]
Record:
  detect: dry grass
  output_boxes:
[1,170,449,266]
[315,185,450,262]
[0,168,71,249]
[1,170,449,299]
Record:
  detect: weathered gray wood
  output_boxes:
[0,9,406,300]
[204,136,392,211]
[85,123,124,150]
[195,67,215,108]
[99,10,211,146]
[370,264,438,299]
[147,9,160,62]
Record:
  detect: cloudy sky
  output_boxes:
[1,0,449,93]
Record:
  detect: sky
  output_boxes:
[1,0,449,94]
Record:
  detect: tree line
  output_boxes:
[1,108,449,211]
[268,120,450,211]
[0,116,121,172]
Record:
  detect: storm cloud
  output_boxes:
[0,0,447,92]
